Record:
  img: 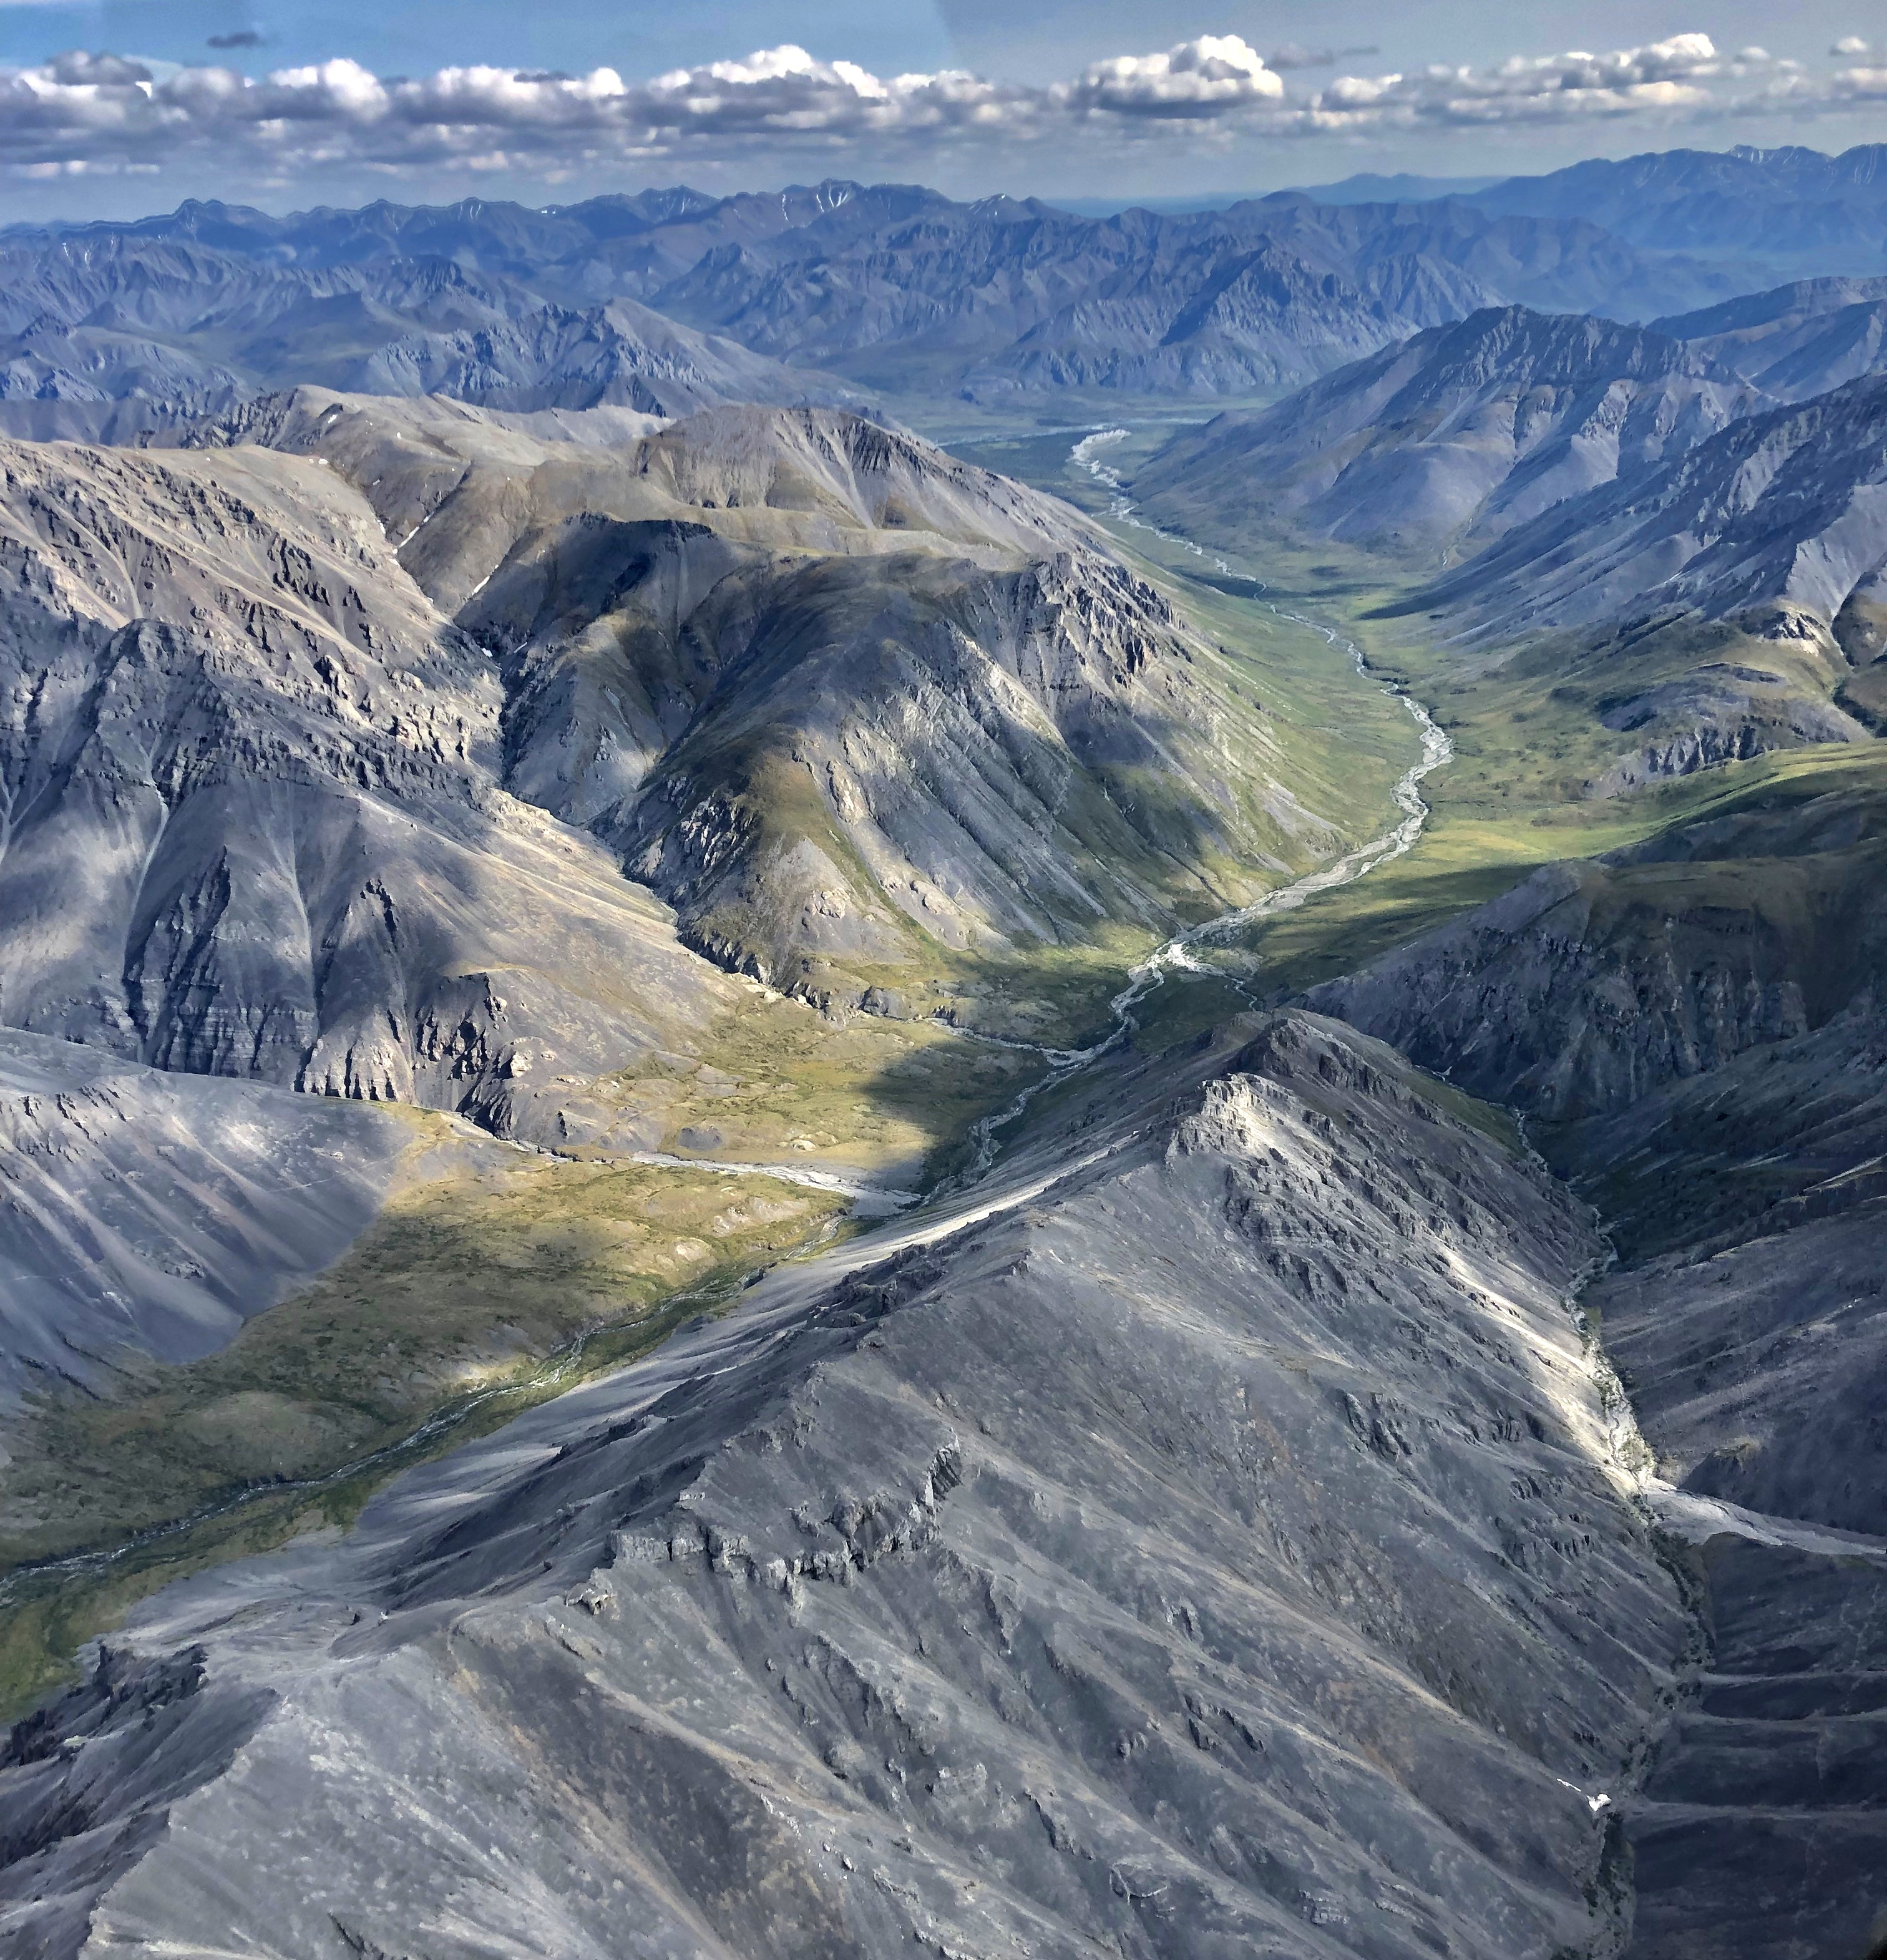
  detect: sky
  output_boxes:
[1,1,1885,220]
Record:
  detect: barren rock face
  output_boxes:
[0,432,735,1136]
[0,1015,1685,1960]
[1310,770,1887,1954]
[1652,275,1887,402]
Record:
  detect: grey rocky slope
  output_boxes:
[1653,274,1887,401]
[0,397,1325,1104]
[1309,769,1887,1123]
[200,392,1334,1007]
[0,236,853,442]
[0,428,740,1139]
[1388,371,1887,648]
[0,1030,501,1405]
[1310,763,1887,1955]
[0,1012,1690,1960]
[1131,306,1761,554]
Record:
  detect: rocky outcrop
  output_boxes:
[1584,660,1868,794]
[0,1015,1689,1959]
[1307,867,1809,1124]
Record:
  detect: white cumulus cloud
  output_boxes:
[0,28,1866,186]
[1066,36,1284,117]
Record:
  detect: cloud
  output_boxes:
[1066,36,1283,117]
[1301,34,1753,130]
[0,28,1863,185]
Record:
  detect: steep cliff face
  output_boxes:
[0,433,736,1135]
[0,1015,1688,1960]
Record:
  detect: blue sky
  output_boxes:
[2,2,1885,218]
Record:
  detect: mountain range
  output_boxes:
[4,144,1886,442]
[1130,306,1763,553]
[1463,142,1887,278]
[0,173,1772,434]
[4,140,1887,1960]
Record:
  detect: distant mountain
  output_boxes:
[0,179,1753,422]
[1131,306,1760,552]
[1133,306,1884,796]
[643,189,1744,397]
[1465,143,1887,278]
[11,150,1887,428]
[0,235,858,441]
[1288,172,1504,205]
[1398,373,1887,641]
[1653,275,1887,402]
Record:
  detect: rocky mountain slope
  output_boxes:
[0,1029,502,1405]
[193,392,1332,1008]
[1308,756,1887,1954]
[0,389,1406,1448]
[0,1012,1690,1960]
[1132,306,1760,553]
[1397,371,1887,641]
[1129,290,1887,790]
[1653,274,1887,401]
[0,429,741,1137]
